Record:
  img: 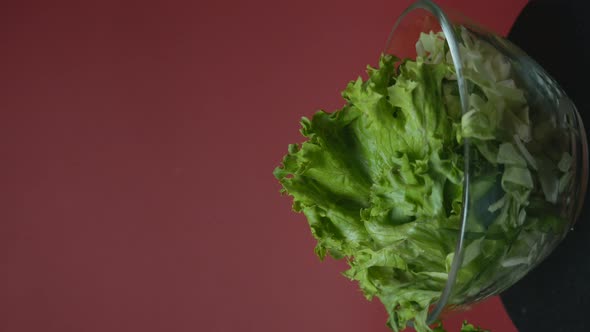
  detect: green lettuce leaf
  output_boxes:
[275,28,570,332]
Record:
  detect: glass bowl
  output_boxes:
[387,0,589,325]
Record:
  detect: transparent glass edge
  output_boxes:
[386,0,472,325]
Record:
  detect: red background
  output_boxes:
[0,0,527,331]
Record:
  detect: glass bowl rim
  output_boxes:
[386,0,472,324]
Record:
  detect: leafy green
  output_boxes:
[459,321,490,332]
[432,321,489,332]
[274,28,571,331]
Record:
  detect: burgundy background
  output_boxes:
[0,1,527,331]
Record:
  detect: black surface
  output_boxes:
[501,1,590,331]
